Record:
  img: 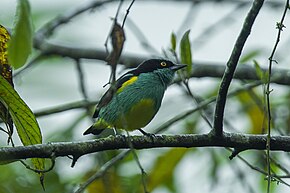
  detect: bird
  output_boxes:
[83,59,186,136]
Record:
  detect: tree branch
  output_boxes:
[33,100,98,117]
[1,133,290,163]
[213,0,264,136]
[33,0,114,49]
[74,150,130,193]
[27,41,290,86]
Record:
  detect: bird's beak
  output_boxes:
[170,64,187,71]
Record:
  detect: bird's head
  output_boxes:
[129,59,187,86]
[135,59,187,74]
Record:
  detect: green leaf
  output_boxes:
[240,49,261,64]
[0,25,14,136]
[254,60,267,83]
[8,0,33,69]
[147,149,189,192]
[180,30,192,76]
[254,60,263,79]
[0,76,44,171]
[170,32,176,52]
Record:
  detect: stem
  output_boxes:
[213,0,264,136]
[266,0,289,191]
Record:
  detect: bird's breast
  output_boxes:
[114,98,156,130]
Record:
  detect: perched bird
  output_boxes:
[83,59,186,135]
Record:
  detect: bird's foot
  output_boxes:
[138,129,155,141]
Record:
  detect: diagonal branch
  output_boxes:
[33,0,114,50]
[74,150,130,193]
[33,100,98,117]
[212,0,265,136]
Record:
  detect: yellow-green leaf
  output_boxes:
[8,0,33,69]
[0,24,13,84]
[240,49,261,64]
[171,32,176,51]
[147,149,189,191]
[237,91,265,134]
[0,75,44,171]
[254,60,263,80]
[0,24,14,134]
[180,30,192,76]
[254,60,268,83]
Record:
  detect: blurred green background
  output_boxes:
[1,0,290,193]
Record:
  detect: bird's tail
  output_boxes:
[83,118,111,135]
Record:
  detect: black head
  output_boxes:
[136,59,174,73]
[131,59,186,75]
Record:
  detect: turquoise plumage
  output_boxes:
[83,59,186,135]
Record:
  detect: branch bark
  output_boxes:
[1,133,290,163]
[213,0,264,136]
[27,42,290,86]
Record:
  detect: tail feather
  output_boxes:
[83,118,111,135]
[83,126,104,135]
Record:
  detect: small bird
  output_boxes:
[83,59,186,135]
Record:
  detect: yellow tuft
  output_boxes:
[117,76,138,93]
[83,118,112,135]
[92,118,112,130]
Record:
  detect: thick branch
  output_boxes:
[213,0,264,136]
[1,133,290,162]
[30,42,290,86]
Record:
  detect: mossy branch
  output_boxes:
[1,133,290,164]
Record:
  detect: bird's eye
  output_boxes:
[160,61,167,67]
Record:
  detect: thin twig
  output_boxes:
[228,148,290,188]
[34,0,113,49]
[20,157,55,173]
[115,0,123,19]
[104,0,124,55]
[125,18,160,54]
[33,100,98,117]
[182,82,213,128]
[155,81,264,134]
[228,159,256,193]
[176,2,199,36]
[75,59,88,100]
[269,156,290,176]
[125,131,149,193]
[213,0,265,136]
[0,127,9,135]
[121,0,136,28]
[192,2,247,50]
[13,53,45,77]
[74,150,130,193]
[266,1,289,191]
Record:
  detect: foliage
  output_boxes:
[0,2,44,186]
[8,0,33,69]
[179,30,192,76]
[1,1,290,193]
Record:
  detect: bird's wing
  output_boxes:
[93,72,135,118]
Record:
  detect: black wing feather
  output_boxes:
[93,72,135,118]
